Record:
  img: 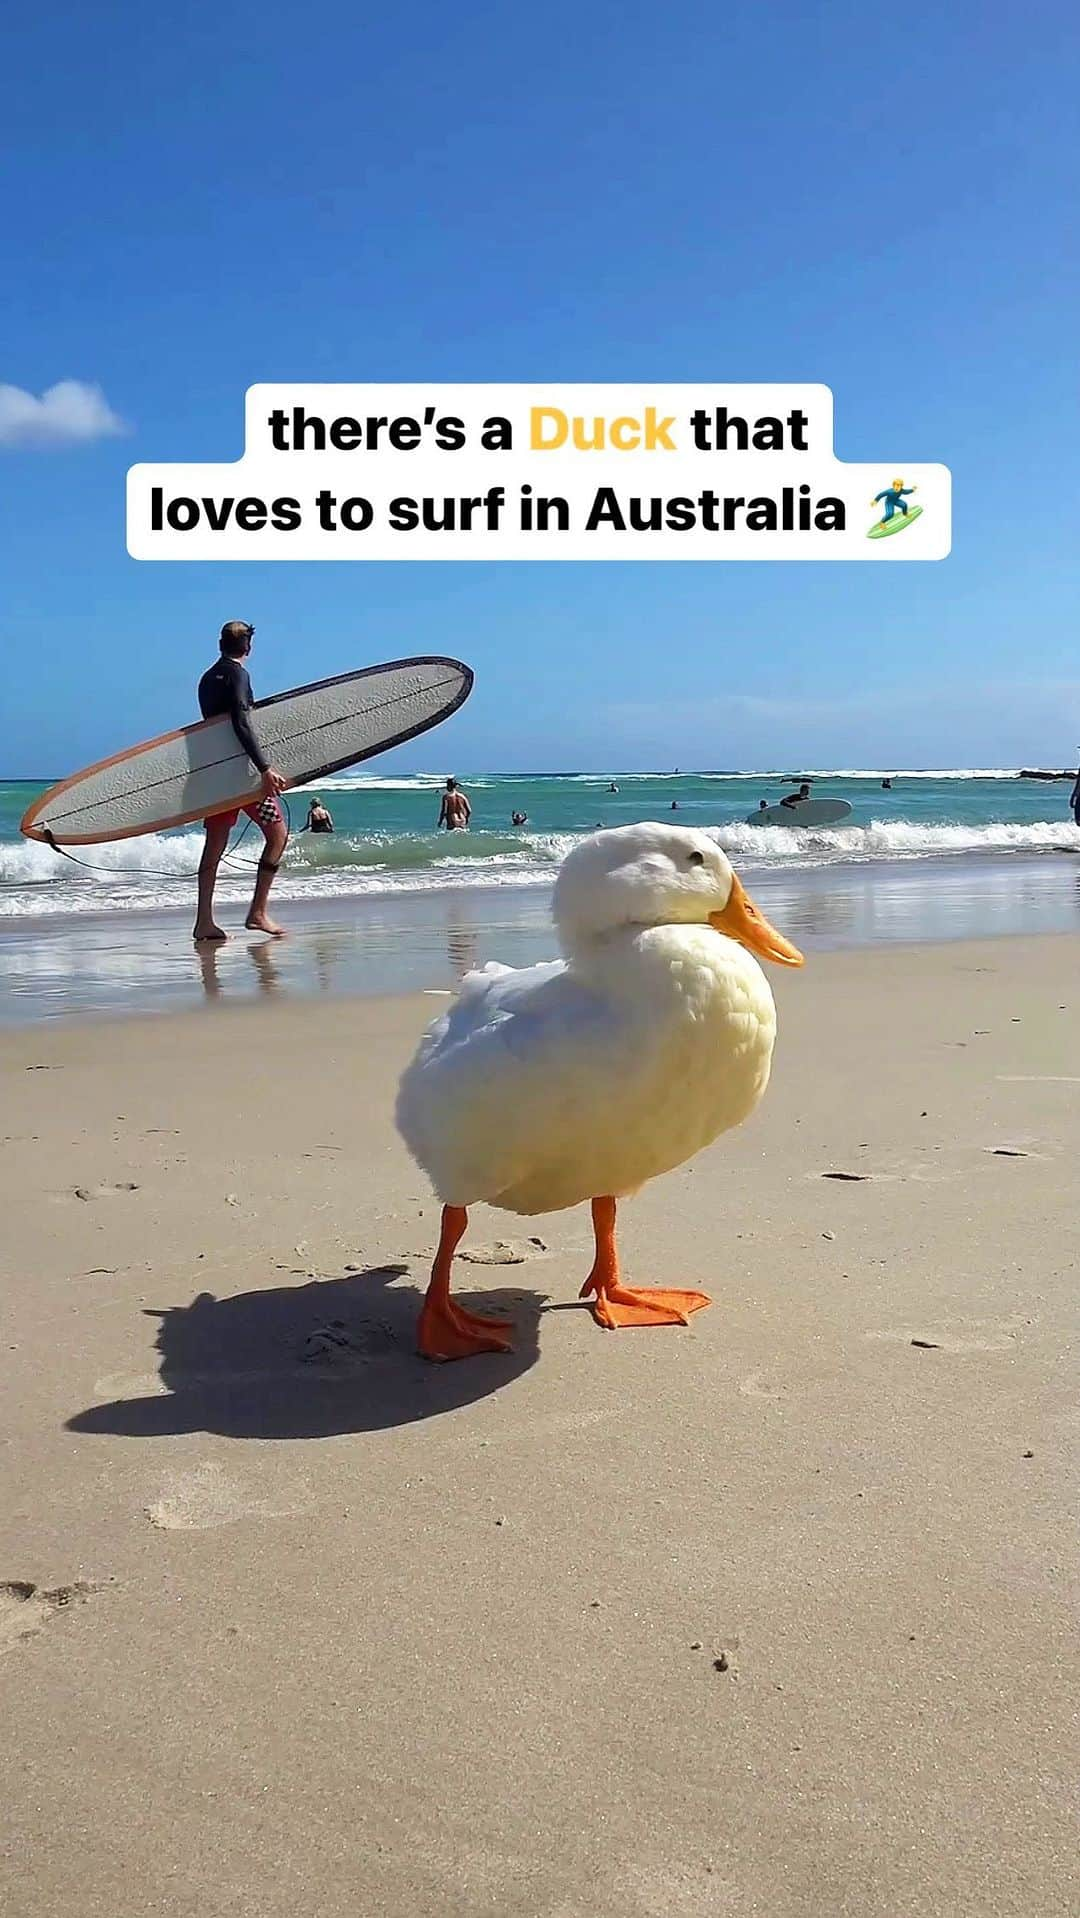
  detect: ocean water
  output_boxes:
[2,768,1078,921]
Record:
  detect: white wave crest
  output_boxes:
[304,774,495,792]
[776,768,1028,782]
[709,818,1080,860]
[0,830,208,888]
[514,768,1034,783]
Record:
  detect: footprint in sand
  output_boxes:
[998,1074,1080,1085]
[0,1579,96,1653]
[145,1461,309,1532]
[738,1371,786,1400]
[456,1239,548,1265]
[398,1238,547,1266]
[71,1182,140,1202]
[865,1312,1032,1356]
[983,1143,1052,1162]
[815,1162,952,1186]
[298,1318,398,1365]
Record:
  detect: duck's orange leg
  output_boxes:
[579,1196,711,1330]
[417,1205,515,1361]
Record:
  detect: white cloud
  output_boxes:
[0,380,127,448]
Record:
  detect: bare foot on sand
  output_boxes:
[193,924,228,944]
[245,914,286,937]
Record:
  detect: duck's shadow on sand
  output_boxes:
[66,1265,546,1441]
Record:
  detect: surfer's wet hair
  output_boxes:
[220,620,255,655]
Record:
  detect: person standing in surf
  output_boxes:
[437,777,471,831]
[193,621,289,944]
[303,797,334,834]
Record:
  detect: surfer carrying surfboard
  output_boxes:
[194,621,289,943]
[871,477,917,530]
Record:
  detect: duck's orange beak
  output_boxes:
[709,874,804,967]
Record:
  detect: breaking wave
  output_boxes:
[709,818,1080,861]
[2,815,1078,919]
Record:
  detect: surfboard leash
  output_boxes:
[12,799,293,886]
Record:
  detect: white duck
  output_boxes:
[396,824,803,1360]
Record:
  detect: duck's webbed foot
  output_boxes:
[583,1278,711,1329]
[418,1206,515,1362]
[580,1197,711,1330]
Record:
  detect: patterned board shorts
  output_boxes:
[207,793,285,833]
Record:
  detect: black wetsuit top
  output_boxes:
[197,657,268,774]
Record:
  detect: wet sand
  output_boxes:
[1,936,1078,1916]
[3,848,1080,1024]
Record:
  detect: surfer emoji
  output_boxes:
[867,478,923,540]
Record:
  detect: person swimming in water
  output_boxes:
[871,478,917,529]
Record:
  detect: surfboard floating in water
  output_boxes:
[747,799,854,827]
[21,657,473,847]
[868,504,924,540]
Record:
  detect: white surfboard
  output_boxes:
[21,657,473,846]
[746,799,853,827]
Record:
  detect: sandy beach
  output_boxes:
[2,935,1078,1917]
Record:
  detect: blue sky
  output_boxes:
[2,0,1078,775]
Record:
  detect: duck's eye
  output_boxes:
[687,850,705,866]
